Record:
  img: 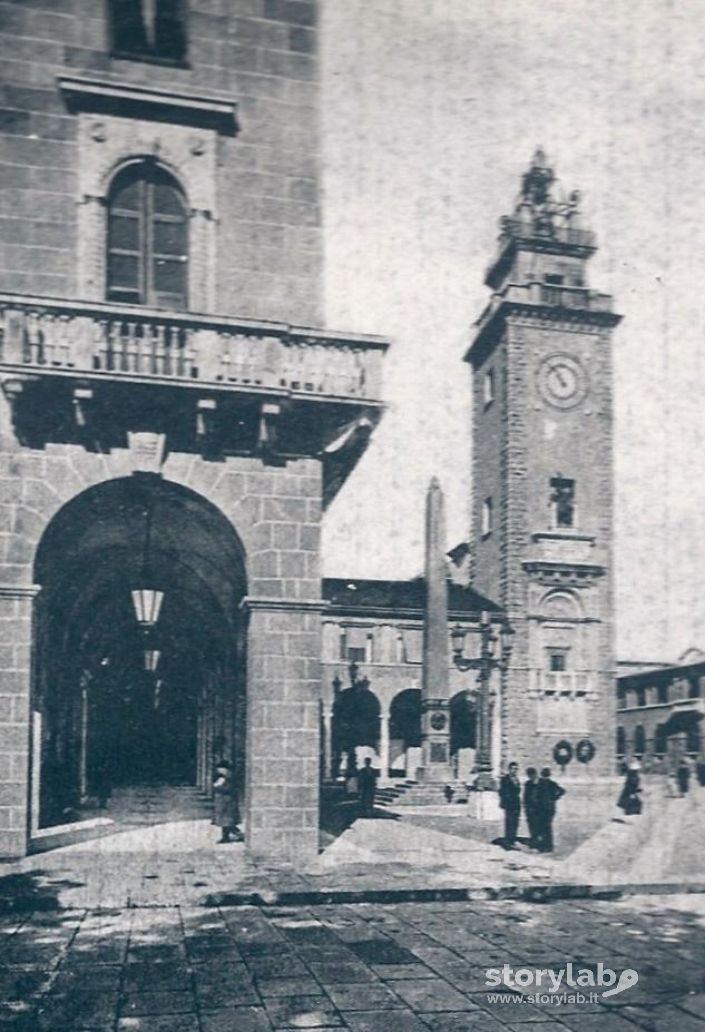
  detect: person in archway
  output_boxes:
[357,757,379,817]
[212,760,242,844]
[499,761,521,848]
[535,767,565,853]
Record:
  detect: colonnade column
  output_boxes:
[0,585,37,858]
[322,703,333,782]
[379,704,390,783]
[242,595,325,863]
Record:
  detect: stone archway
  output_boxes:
[31,475,246,832]
[450,690,476,780]
[389,688,421,777]
[332,685,381,776]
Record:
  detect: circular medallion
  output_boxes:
[553,739,573,767]
[576,739,596,764]
[430,712,447,731]
[537,353,589,409]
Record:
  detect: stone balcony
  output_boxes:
[0,293,388,502]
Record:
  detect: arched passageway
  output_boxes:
[331,685,380,777]
[389,688,421,777]
[450,690,476,780]
[32,475,246,830]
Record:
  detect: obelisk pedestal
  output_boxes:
[418,477,453,783]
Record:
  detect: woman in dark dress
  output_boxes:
[212,760,242,843]
[618,763,642,815]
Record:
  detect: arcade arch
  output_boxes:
[32,475,247,830]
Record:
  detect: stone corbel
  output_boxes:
[196,397,217,441]
[323,415,374,456]
[257,401,281,455]
[72,384,94,429]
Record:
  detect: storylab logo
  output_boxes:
[486,962,639,1002]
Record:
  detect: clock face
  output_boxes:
[537,354,589,409]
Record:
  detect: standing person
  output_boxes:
[677,757,691,796]
[536,767,565,853]
[212,759,242,844]
[357,757,378,817]
[696,759,705,788]
[93,748,113,810]
[499,761,521,848]
[617,761,642,815]
[523,767,541,849]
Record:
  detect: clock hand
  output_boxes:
[548,364,568,388]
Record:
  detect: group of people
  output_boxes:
[618,755,705,814]
[499,763,566,852]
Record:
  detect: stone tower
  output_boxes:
[466,150,621,778]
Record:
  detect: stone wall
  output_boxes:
[0,0,321,325]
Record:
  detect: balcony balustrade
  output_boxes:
[0,293,386,405]
[530,670,596,697]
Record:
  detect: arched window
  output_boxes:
[107,163,188,310]
[654,724,668,755]
[633,725,646,757]
[616,726,626,756]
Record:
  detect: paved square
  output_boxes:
[0,894,703,1029]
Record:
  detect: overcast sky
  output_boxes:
[319,0,705,663]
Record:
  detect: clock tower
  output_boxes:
[466,150,621,779]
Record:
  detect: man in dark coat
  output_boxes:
[677,758,691,796]
[499,761,521,848]
[535,767,565,853]
[523,767,540,849]
[357,757,379,817]
[212,760,242,843]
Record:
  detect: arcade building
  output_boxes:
[0,1,620,862]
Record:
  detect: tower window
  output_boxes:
[550,477,575,528]
[483,368,495,407]
[107,162,188,310]
[481,497,493,537]
[110,0,188,64]
[544,273,564,285]
[548,650,567,672]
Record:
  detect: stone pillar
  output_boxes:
[0,585,37,858]
[379,704,390,783]
[420,478,452,781]
[322,704,333,782]
[242,596,324,863]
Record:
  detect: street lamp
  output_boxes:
[131,498,164,629]
[144,649,161,673]
[451,610,513,791]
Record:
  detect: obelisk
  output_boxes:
[420,477,452,782]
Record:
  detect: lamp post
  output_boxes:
[451,611,513,791]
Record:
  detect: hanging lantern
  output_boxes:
[144,649,161,673]
[131,588,164,628]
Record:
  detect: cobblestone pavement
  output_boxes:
[0,893,704,1030]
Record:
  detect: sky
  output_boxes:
[318,0,705,663]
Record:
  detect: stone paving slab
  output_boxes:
[0,894,703,1030]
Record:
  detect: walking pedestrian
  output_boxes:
[535,767,565,853]
[357,757,378,817]
[676,757,691,796]
[523,767,541,848]
[499,761,521,848]
[212,759,242,844]
[697,759,705,788]
[617,761,642,815]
